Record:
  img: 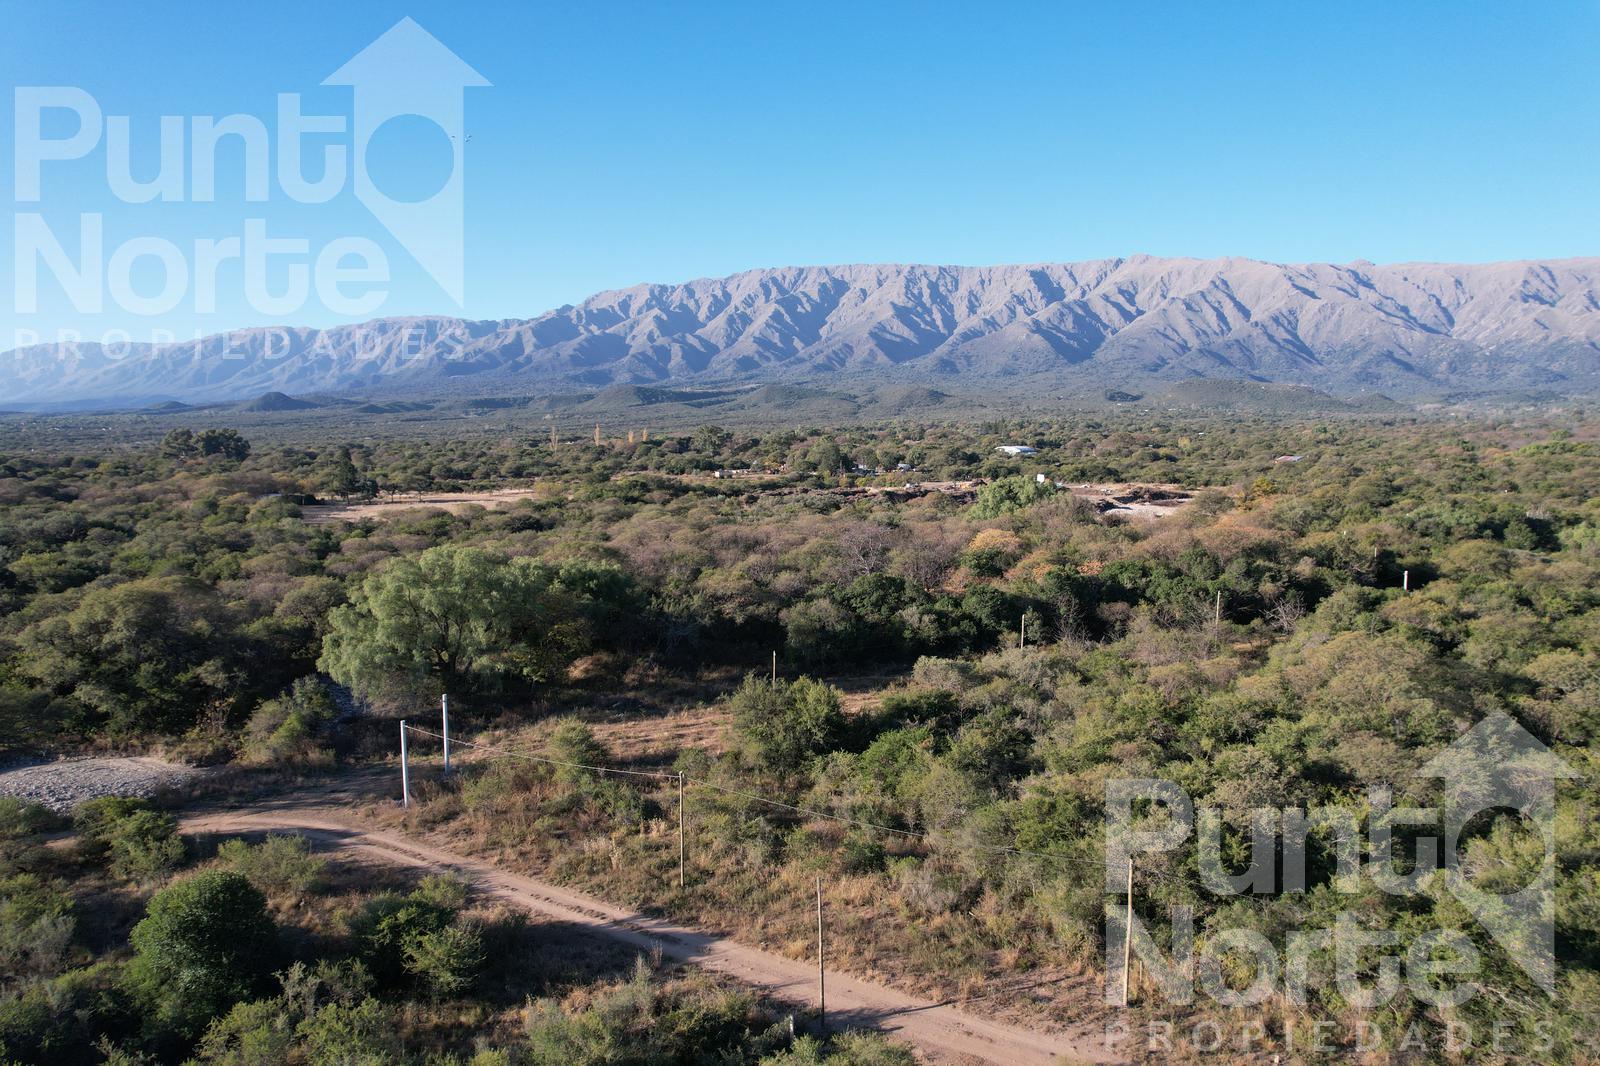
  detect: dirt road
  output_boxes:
[182,801,1121,1065]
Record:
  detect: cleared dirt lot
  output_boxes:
[300,487,547,525]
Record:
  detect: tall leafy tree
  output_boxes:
[319,545,586,698]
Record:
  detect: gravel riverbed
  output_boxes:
[0,756,203,814]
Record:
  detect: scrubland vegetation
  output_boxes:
[1,412,1598,1061]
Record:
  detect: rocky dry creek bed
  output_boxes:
[0,756,203,814]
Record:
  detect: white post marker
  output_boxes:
[441,693,451,773]
[400,719,410,807]
[816,874,826,1029]
[1403,569,1410,592]
[1121,858,1133,1007]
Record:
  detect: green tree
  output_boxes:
[802,438,845,475]
[319,546,586,698]
[160,428,197,459]
[969,475,1057,519]
[318,446,363,499]
[126,871,279,1037]
[17,576,246,735]
[692,424,731,455]
[194,428,251,462]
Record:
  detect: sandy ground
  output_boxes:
[0,755,202,813]
[300,487,546,525]
[1066,482,1196,520]
[183,795,1121,1065]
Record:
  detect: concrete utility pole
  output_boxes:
[771,651,778,688]
[816,875,826,1028]
[441,694,451,773]
[594,422,602,446]
[400,720,410,808]
[677,771,686,888]
[1214,589,1223,626]
[1019,615,1026,648]
[1403,569,1410,592]
[1121,858,1133,1007]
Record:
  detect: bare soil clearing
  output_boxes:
[298,478,1200,527]
[181,796,1121,1065]
[0,755,202,813]
[300,487,547,524]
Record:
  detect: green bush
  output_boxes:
[216,835,326,899]
[125,871,279,1037]
[402,921,484,998]
[0,798,61,876]
[241,677,337,765]
[0,961,128,1062]
[72,796,152,854]
[0,872,75,981]
[729,675,846,776]
[194,997,295,1066]
[0,797,61,840]
[351,891,454,988]
[294,997,400,1064]
[106,809,184,883]
[545,718,609,787]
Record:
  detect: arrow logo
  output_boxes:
[324,18,489,306]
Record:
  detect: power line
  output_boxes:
[402,724,679,781]
[401,723,1205,890]
[400,724,1290,908]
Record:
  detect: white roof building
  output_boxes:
[996,445,1038,456]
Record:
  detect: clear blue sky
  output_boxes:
[4,0,1597,347]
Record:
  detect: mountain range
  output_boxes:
[5,256,1599,408]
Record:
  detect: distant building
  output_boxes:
[1273,454,1304,464]
[996,445,1037,456]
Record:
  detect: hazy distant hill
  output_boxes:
[5,257,1599,407]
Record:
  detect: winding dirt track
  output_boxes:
[182,800,1121,1065]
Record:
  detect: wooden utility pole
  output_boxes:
[400,720,410,808]
[1121,858,1133,1007]
[816,875,826,1028]
[677,772,686,888]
